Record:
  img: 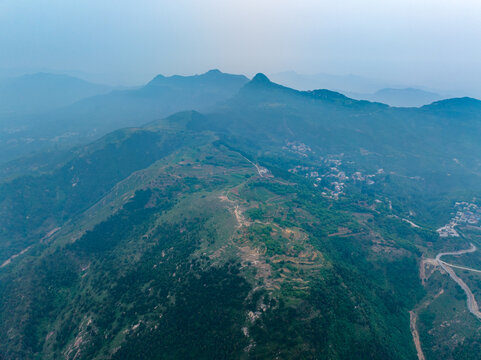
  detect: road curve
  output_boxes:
[436,244,481,320]
[439,261,481,274]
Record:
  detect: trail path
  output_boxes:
[409,289,443,360]
[1,227,60,268]
[409,311,425,360]
[389,214,422,229]
[1,245,34,268]
[402,218,421,228]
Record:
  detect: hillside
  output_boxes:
[0,70,249,164]
[1,75,481,359]
[0,118,425,359]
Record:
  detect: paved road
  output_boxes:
[436,244,481,320]
[439,261,481,274]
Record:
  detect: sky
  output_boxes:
[1,0,481,95]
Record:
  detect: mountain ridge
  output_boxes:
[0,70,249,164]
[2,70,481,358]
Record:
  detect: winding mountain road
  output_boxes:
[411,243,481,360]
[436,243,481,320]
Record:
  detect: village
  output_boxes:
[437,201,481,237]
[285,142,383,199]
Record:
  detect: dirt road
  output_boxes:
[409,311,426,360]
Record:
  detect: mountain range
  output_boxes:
[270,71,449,107]
[0,73,112,115]
[0,70,248,165]
[348,88,445,107]
[1,71,481,359]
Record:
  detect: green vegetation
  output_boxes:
[1,74,481,359]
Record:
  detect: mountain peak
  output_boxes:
[148,74,168,84]
[239,72,300,97]
[147,69,249,87]
[205,69,222,75]
[251,73,271,84]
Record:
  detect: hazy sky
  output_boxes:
[1,0,481,94]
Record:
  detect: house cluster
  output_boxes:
[322,169,348,199]
[437,224,460,238]
[287,150,386,200]
[318,166,384,199]
[437,201,480,238]
[316,158,345,198]
[288,165,313,174]
[325,168,348,181]
[351,169,384,186]
[352,171,374,185]
[324,157,342,167]
[283,141,312,157]
[453,202,481,225]
[287,157,346,199]
[321,181,345,199]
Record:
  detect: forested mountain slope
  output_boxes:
[1,75,481,359]
[0,70,248,164]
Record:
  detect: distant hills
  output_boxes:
[0,69,249,164]
[4,72,481,187]
[270,70,388,93]
[349,88,445,107]
[0,73,112,115]
[60,69,248,128]
[213,74,481,178]
[270,70,449,107]
[1,69,479,169]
